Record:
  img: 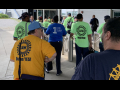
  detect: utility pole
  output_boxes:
[6,9,7,14]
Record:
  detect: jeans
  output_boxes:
[99,42,104,52]
[46,41,63,74]
[75,43,89,67]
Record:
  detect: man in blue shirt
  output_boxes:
[30,15,35,23]
[45,15,67,76]
[71,18,120,80]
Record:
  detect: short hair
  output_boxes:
[77,13,83,19]
[53,15,58,22]
[103,18,120,42]
[28,30,35,35]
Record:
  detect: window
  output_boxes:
[38,10,43,17]
[114,12,120,18]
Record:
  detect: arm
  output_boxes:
[13,26,18,41]
[88,34,92,50]
[62,25,67,36]
[42,40,57,63]
[45,26,51,35]
[13,37,18,41]
[44,53,57,63]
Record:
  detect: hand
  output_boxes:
[44,57,49,63]
[89,44,92,50]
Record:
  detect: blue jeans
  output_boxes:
[99,42,104,52]
[75,43,89,67]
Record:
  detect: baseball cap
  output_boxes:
[104,15,110,20]
[18,12,29,19]
[68,13,71,16]
[28,21,45,31]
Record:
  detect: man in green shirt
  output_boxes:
[97,15,110,52]
[43,19,50,28]
[13,12,31,41]
[63,13,74,34]
[70,13,92,67]
[47,16,51,23]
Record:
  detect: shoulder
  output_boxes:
[99,23,105,27]
[79,52,105,67]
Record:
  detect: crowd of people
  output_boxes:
[10,11,120,80]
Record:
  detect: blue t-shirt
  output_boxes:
[71,50,120,80]
[46,23,67,42]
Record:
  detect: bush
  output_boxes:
[0,14,9,18]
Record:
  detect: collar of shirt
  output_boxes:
[30,20,35,23]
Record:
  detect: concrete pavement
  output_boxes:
[0,19,76,80]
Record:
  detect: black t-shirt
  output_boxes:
[71,50,120,80]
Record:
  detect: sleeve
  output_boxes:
[63,19,66,27]
[62,25,67,36]
[71,23,76,34]
[87,23,92,35]
[97,24,103,34]
[45,25,51,35]
[41,40,56,58]
[13,25,18,38]
[71,55,92,80]
[90,19,93,24]
[10,44,15,61]
[72,17,74,23]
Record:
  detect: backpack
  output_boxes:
[67,17,72,29]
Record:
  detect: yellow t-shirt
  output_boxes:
[10,35,56,80]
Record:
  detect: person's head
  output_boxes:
[44,19,47,22]
[18,12,30,22]
[39,16,43,21]
[53,15,58,23]
[77,13,83,21]
[28,21,44,38]
[68,13,71,17]
[92,15,95,18]
[102,18,120,50]
[74,16,78,22]
[104,15,110,22]
[51,19,53,22]
[30,15,34,21]
[63,17,66,20]
[48,16,50,19]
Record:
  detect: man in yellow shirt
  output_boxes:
[10,21,57,80]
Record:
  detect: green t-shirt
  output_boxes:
[36,20,43,27]
[63,17,74,31]
[71,21,92,48]
[97,23,105,42]
[43,21,50,28]
[13,21,31,40]
[48,22,53,26]
[47,19,51,23]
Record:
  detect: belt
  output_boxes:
[50,41,62,43]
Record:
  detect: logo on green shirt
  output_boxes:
[77,25,87,37]
[16,26,25,39]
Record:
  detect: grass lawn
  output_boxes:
[0,18,21,22]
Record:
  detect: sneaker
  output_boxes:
[56,71,62,76]
[45,69,49,73]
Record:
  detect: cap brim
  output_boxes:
[18,16,22,19]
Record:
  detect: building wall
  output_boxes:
[80,9,110,27]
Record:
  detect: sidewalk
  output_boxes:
[0,19,76,80]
